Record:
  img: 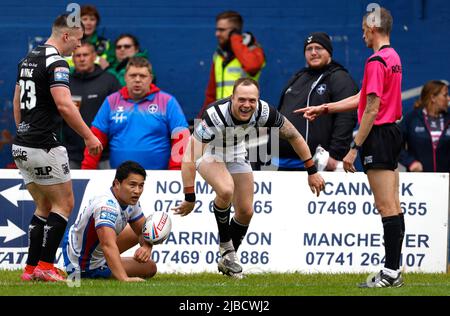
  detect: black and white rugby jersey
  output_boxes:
[193,97,284,160]
[14,44,70,149]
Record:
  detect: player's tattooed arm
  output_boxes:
[279,117,302,141]
[279,117,314,162]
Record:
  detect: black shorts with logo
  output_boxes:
[359,123,402,173]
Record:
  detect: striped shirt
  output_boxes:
[193,97,284,161]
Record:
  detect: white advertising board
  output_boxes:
[0,170,448,273]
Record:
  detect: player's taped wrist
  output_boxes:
[306,165,318,175]
[184,186,196,202]
[185,193,196,202]
[322,104,329,114]
[303,157,318,175]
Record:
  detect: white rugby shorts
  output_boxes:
[12,145,71,185]
[195,153,252,174]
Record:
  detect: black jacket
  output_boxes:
[278,61,358,161]
[63,65,121,163]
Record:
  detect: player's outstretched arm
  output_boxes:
[279,118,325,196]
[294,91,361,122]
[97,226,144,282]
[51,86,103,156]
[173,136,206,216]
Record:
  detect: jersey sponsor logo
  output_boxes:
[61,163,70,175]
[34,166,52,176]
[12,148,28,161]
[210,111,222,126]
[148,103,159,113]
[21,60,38,68]
[54,67,69,83]
[260,103,269,120]
[17,122,30,133]
[106,199,117,207]
[99,209,118,224]
[316,84,327,95]
[112,111,127,123]
[364,155,373,165]
[391,65,402,74]
[112,106,127,123]
[195,121,209,138]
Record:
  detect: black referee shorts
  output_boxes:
[359,123,402,173]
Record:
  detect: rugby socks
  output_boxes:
[25,214,47,269]
[230,216,249,251]
[382,267,399,279]
[213,203,231,243]
[382,215,402,273]
[39,212,68,265]
[397,212,406,272]
[398,213,406,252]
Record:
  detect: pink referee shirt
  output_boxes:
[358,45,402,125]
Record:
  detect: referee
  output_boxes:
[297,7,405,288]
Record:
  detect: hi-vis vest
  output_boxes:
[214,53,263,100]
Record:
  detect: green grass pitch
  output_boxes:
[1,270,449,296]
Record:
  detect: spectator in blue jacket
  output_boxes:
[399,80,449,172]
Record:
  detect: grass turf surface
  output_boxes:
[1,270,449,296]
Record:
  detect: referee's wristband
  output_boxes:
[185,193,196,202]
[306,165,318,175]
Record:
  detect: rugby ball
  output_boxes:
[142,211,172,245]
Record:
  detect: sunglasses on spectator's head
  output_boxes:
[116,44,133,50]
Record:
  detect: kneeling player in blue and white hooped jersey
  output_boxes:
[63,161,156,282]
